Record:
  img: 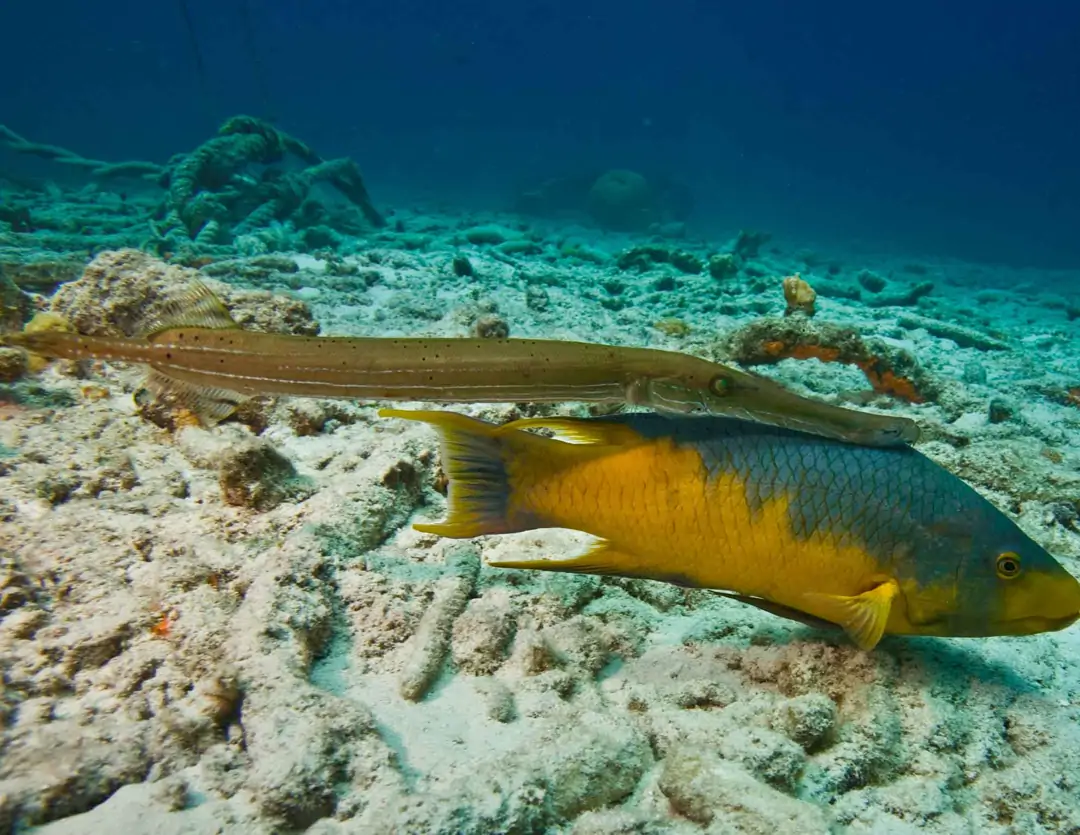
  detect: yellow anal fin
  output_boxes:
[500,416,644,446]
[145,367,246,426]
[488,539,693,585]
[803,579,900,651]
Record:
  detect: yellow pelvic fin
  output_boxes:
[803,579,900,651]
[499,416,645,446]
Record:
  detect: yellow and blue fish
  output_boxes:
[380,409,1080,650]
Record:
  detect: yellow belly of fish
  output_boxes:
[507,437,881,606]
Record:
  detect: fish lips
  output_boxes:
[1001,611,1080,636]
[927,610,1080,639]
[1004,568,1080,636]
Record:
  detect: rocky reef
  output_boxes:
[2,151,1080,832]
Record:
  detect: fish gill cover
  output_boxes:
[1,1,1080,833]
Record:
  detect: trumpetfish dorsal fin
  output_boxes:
[139,279,240,337]
[137,280,246,425]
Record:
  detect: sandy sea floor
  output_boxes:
[2,209,1080,833]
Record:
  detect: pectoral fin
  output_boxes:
[803,579,900,650]
[499,417,644,446]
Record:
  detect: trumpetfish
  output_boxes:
[1,280,917,447]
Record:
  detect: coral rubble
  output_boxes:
[1,167,1080,834]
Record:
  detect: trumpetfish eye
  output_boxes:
[708,375,731,397]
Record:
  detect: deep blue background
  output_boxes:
[3,0,1079,267]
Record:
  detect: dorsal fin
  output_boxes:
[499,416,645,446]
[138,279,239,337]
[136,279,244,425]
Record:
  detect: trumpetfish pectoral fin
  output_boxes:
[803,579,901,650]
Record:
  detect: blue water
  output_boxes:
[2,0,1079,266]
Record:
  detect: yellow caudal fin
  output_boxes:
[804,579,900,650]
[379,408,562,538]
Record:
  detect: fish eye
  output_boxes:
[996,552,1022,579]
[708,375,731,397]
